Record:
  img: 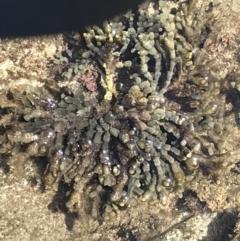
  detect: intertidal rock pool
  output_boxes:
[1,0,240,240]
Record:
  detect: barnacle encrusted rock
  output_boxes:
[1,0,240,239]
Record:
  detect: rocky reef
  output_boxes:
[1,0,240,240]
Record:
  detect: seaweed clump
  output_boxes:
[0,0,239,226]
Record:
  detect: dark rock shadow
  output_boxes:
[201,211,238,241]
[31,156,49,193]
[0,154,10,174]
[176,190,207,213]
[117,226,139,241]
[47,180,79,231]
